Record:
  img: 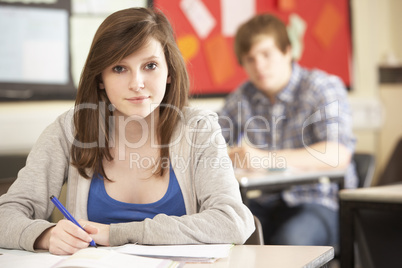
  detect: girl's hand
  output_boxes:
[78,220,110,247]
[34,219,98,255]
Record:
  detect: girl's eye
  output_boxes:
[145,62,157,70]
[112,66,126,73]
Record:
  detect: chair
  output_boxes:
[377,137,402,186]
[352,153,376,188]
[333,153,375,263]
[339,153,375,265]
[244,215,264,245]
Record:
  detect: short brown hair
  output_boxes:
[71,8,189,179]
[234,14,291,65]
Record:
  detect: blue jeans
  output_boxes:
[249,194,339,249]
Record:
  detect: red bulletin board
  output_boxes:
[151,0,352,96]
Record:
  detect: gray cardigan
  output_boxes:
[0,107,254,251]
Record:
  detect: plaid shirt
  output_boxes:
[218,62,357,210]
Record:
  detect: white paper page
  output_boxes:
[180,0,216,39]
[0,251,65,268]
[115,244,233,259]
[54,248,178,268]
[221,0,256,37]
[0,6,69,84]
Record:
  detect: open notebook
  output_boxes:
[52,248,179,268]
[0,244,233,267]
[114,243,233,263]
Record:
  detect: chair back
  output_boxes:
[377,138,402,186]
[244,215,264,245]
[353,153,375,188]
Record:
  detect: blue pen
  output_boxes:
[50,195,97,247]
[237,132,243,147]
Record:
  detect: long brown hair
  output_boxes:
[71,7,189,179]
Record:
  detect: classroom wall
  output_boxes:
[375,0,402,185]
[348,0,402,185]
[0,0,401,185]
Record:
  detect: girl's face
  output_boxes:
[100,38,171,119]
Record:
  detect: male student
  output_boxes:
[218,13,357,248]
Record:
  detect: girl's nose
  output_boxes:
[129,71,145,91]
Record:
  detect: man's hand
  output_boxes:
[227,141,351,171]
[228,142,271,170]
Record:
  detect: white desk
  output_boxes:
[236,168,346,205]
[0,245,334,268]
[186,245,334,268]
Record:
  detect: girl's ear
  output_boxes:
[99,82,105,89]
[167,75,171,84]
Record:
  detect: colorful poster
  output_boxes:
[152,0,352,95]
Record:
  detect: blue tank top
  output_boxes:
[87,165,186,224]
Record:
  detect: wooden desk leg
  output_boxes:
[340,200,354,268]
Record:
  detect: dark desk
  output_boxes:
[0,155,27,196]
[0,155,27,179]
[235,168,346,205]
[339,184,402,268]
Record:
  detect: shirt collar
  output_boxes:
[276,62,301,103]
[250,85,270,104]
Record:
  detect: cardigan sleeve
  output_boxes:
[0,111,73,251]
